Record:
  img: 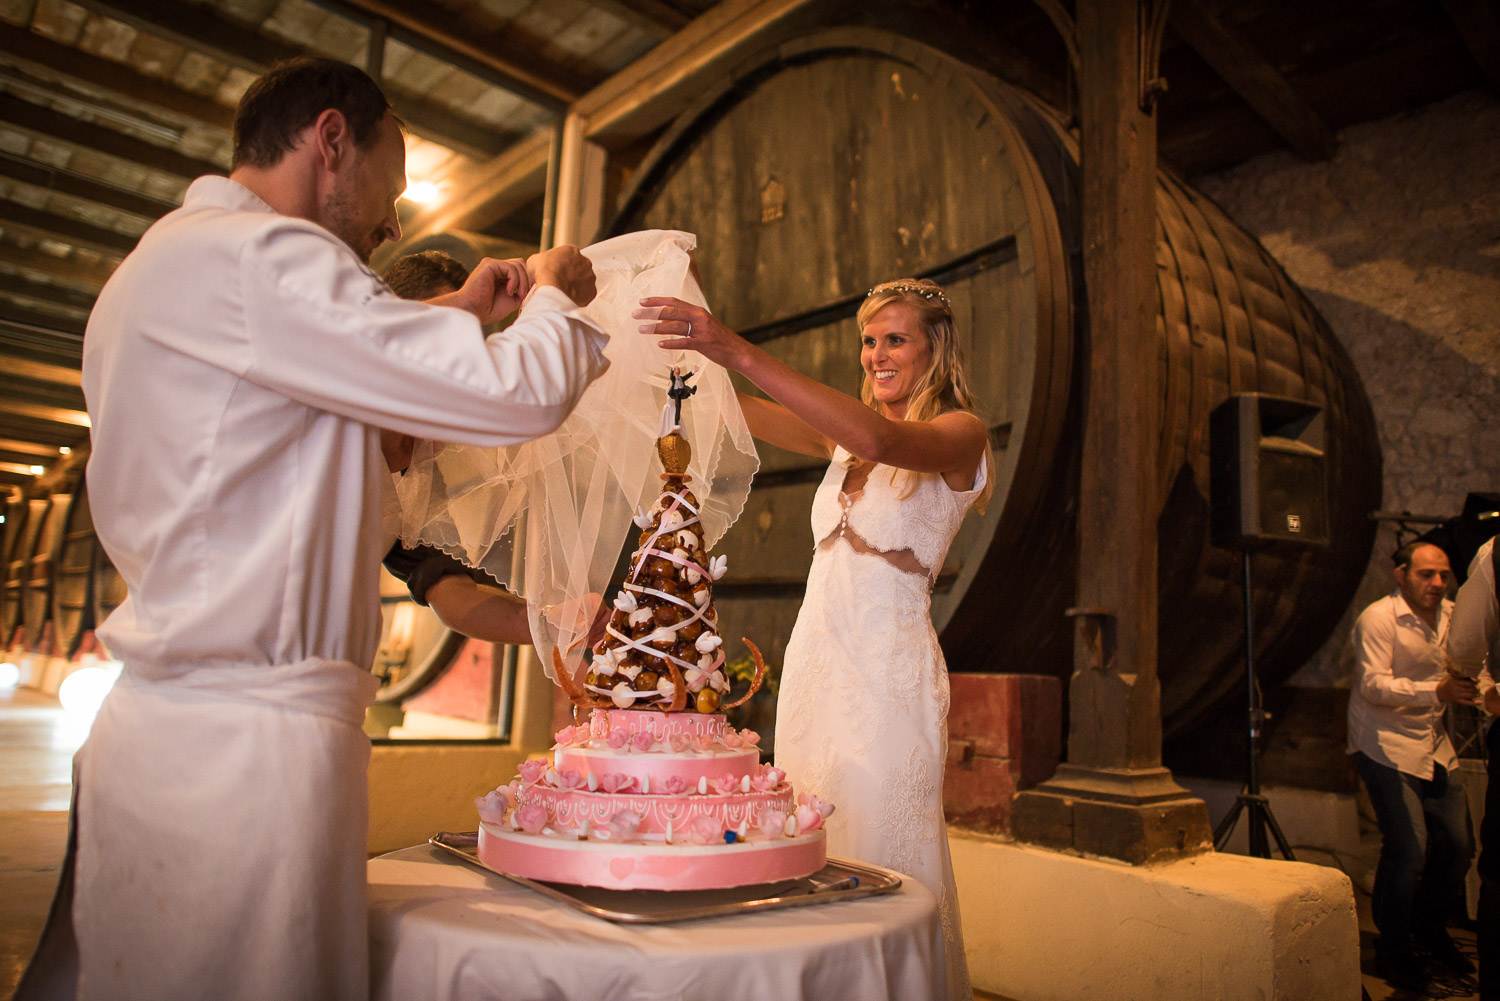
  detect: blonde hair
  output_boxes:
[856,278,994,514]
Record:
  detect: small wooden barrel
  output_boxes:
[19,492,70,653]
[606,27,1380,739]
[50,477,100,658]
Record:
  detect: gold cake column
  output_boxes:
[1010,0,1212,864]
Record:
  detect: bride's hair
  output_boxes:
[856,278,994,513]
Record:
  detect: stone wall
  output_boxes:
[1194,89,1500,687]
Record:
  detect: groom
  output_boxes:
[17,57,608,1001]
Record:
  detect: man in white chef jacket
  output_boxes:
[15,57,610,1001]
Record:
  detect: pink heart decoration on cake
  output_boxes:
[758,809,787,840]
[516,803,548,835]
[475,790,509,826]
[687,815,723,845]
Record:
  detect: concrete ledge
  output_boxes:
[949,829,1360,1001]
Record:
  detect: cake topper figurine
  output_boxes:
[667,366,696,429]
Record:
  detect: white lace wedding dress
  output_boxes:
[775,445,985,1001]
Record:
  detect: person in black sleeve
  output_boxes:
[378,250,593,644]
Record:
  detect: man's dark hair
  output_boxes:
[232,57,393,170]
[1393,540,1446,570]
[382,251,471,300]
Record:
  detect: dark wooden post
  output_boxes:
[1010,0,1212,864]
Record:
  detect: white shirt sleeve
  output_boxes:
[1352,602,1441,707]
[238,219,609,446]
[1449,540,1499,700]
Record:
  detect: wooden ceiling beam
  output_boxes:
[0,245,115,289]
[68,0,527,158]
[580,0,690,39]
[0,199,140,256]
[0,152,173,221]
[0,356,82,388]
[392,129,552,246]
[0,93,225,180]
[0,399,91,429]
[0,300,88,338]
[0,21,236,131]
[1168,0,1335,162]
[1440,0,1500,94]
[320,0,590,109]
[0,438,68,459]
[0,374,87,412]
[0,272,97,313]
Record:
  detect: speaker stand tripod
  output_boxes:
[1212,550,1296,860]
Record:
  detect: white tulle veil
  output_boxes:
[395,230,758,679]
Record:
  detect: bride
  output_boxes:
[637,278,991,1001]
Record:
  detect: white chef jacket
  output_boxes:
[85,176,608,678]
[48,176,610,1001]
[1346,590,1457,780]
[1448,538,1499,697]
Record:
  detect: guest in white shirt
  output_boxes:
[1349,540,1477,989]
[15,57,609,1001]
[1447,536,1500,998]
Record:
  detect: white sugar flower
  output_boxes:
[632,507,652,529]
[610,682,636,709]
[613,592,638,613]
[591,653,617,677]
[709,555,728,580]
[694,633,722,654]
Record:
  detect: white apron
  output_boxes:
[42,660,378,1001]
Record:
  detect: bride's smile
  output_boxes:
[860,303,933,417]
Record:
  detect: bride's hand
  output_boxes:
[634,297,751,371]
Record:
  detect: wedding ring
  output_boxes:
[687,321,693,337]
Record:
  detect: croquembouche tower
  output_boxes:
[475,370,833,890]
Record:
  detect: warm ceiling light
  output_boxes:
[29,465,44,474]
[59,446,71,455]
[402,181,441,205]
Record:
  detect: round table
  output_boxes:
[368,845,945,1001]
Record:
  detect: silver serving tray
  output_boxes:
[427,831,902,924]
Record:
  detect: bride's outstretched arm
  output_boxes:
[637,297,985,476]
[737,391,834,459]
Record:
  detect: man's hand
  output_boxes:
[527,245,597,306]
[1437,673,1480,705]
[431,257,532,324]
[1484,687,1500,715]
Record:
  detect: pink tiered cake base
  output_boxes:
[475,709,831,891]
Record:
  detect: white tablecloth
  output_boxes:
[367,845,944,1001]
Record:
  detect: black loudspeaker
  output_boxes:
[1210,394,1329,549]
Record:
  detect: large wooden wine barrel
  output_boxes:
[607,28,1380,740]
